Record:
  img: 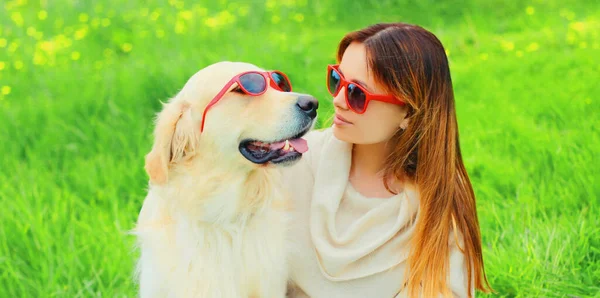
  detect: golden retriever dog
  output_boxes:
[132,61,318,298]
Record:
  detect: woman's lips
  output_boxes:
[333,113,353,125]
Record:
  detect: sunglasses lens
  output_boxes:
[347,84,366,113]
[271,72,292,92]
[239,73,267,94]
[328,68,341,95]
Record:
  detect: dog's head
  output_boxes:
[144,61,318,185]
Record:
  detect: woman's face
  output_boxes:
[331,42,409,145]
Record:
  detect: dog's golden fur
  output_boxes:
[132,61,314,297]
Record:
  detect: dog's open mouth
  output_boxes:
[239,136,309,165]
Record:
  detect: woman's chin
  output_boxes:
[333,125,394,145]
[332,125,355,143]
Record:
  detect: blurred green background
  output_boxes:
[1,0,599,297]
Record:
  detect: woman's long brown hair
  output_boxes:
[337,23,492,297]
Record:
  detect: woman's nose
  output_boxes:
[332,86,348,110]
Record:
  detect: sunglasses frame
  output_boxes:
[200,70,292,132]
[327,64,404,114]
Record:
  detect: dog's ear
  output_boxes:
[144,100,199,185]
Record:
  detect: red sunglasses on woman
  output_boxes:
[201,70,293,132]
[326,64,405,114]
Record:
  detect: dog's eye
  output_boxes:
[231,86,245,94]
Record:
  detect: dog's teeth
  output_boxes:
[283,140,290,151]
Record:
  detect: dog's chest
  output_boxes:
[167,211,288,297]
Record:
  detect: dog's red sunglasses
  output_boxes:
[327,64,405,114]
[201,70,293,132]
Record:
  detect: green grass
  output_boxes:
[1,0,599,297]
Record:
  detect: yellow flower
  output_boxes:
[179,10,193,20]
[1,86,11,95]
[57,35,72,48]
[8,42,19,53]
[14,60,24,70]
[40,41,55,52]
[79,13,89,22]
[175,21,186,34]
[27,27,37,36]
[501,40,515,51]
[204,11,235,29]
[38,10,48,20]
[91,18,100,28]
[525,6,535,15]
[121,43,133,52]
[569,22,585,32]
[150,11,160,21]
[71,51,81,60]
[74,27,88,40]
[526,42,539,52]
[33,52,47,65]
[0,61,5,70]
[11,12,24,27]
[293,13,304,22]
[205,17,218,28]
[0,38,7,48]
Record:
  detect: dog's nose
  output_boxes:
[296,95,318,119]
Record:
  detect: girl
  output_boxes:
[283,23,491,297]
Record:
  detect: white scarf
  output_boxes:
[309,134,420,281]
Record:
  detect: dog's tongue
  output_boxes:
[270,138,309,153]
[289,138,308,153]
